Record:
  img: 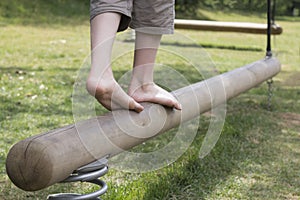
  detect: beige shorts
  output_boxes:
[90,0,175,34]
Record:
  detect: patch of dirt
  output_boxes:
[282,72,300,87]
[279,112,300,129]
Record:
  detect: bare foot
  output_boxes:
[128,82,182,110]
[86,78,144,112]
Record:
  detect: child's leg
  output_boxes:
[87,13,144,112]
[128,31,182,110]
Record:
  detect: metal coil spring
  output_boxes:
[47,157,109,200]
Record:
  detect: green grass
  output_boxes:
[1,3,300,200]
[0,0,89,26]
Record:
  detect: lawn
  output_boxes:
[0,4,300,200]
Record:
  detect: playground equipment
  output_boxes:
[175,0,282,35]
[6,0,281,199]
[6,57,281,195]
[174,19,283,35]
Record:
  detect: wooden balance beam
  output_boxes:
[6,57,281,192]
[174,19,283,35]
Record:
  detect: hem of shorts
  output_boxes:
[130,25,174,35]
[90,8,131,21]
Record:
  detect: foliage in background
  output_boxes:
[175,0,296,18]
[175,0,201,18]
[0,0,89,24]
[0,0,300,199]
[0,0,297,24]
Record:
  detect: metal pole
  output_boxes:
[266,0,272,57]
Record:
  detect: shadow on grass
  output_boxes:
[123,39,263,52]
[275,16,300,22]
[0,66,75,124]
[162,41,264,52]
[176,8,212,20]
[141,100,284,199]
[140,82,300,199]
[0,0,90,26]
[0,94,73,124]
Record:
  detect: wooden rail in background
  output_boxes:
[174,19,283,35]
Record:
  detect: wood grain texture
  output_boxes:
[6,57,281,191]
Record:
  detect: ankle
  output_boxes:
[130,75,154,87]
[128,81,156,96]
[86,76,116,97]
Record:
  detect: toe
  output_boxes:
[174,102,182,110]
[128,99,144,113]
[134,104,144,113]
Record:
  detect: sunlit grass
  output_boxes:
[1,4,300,200]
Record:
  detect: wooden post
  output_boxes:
[6,57,281,191]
